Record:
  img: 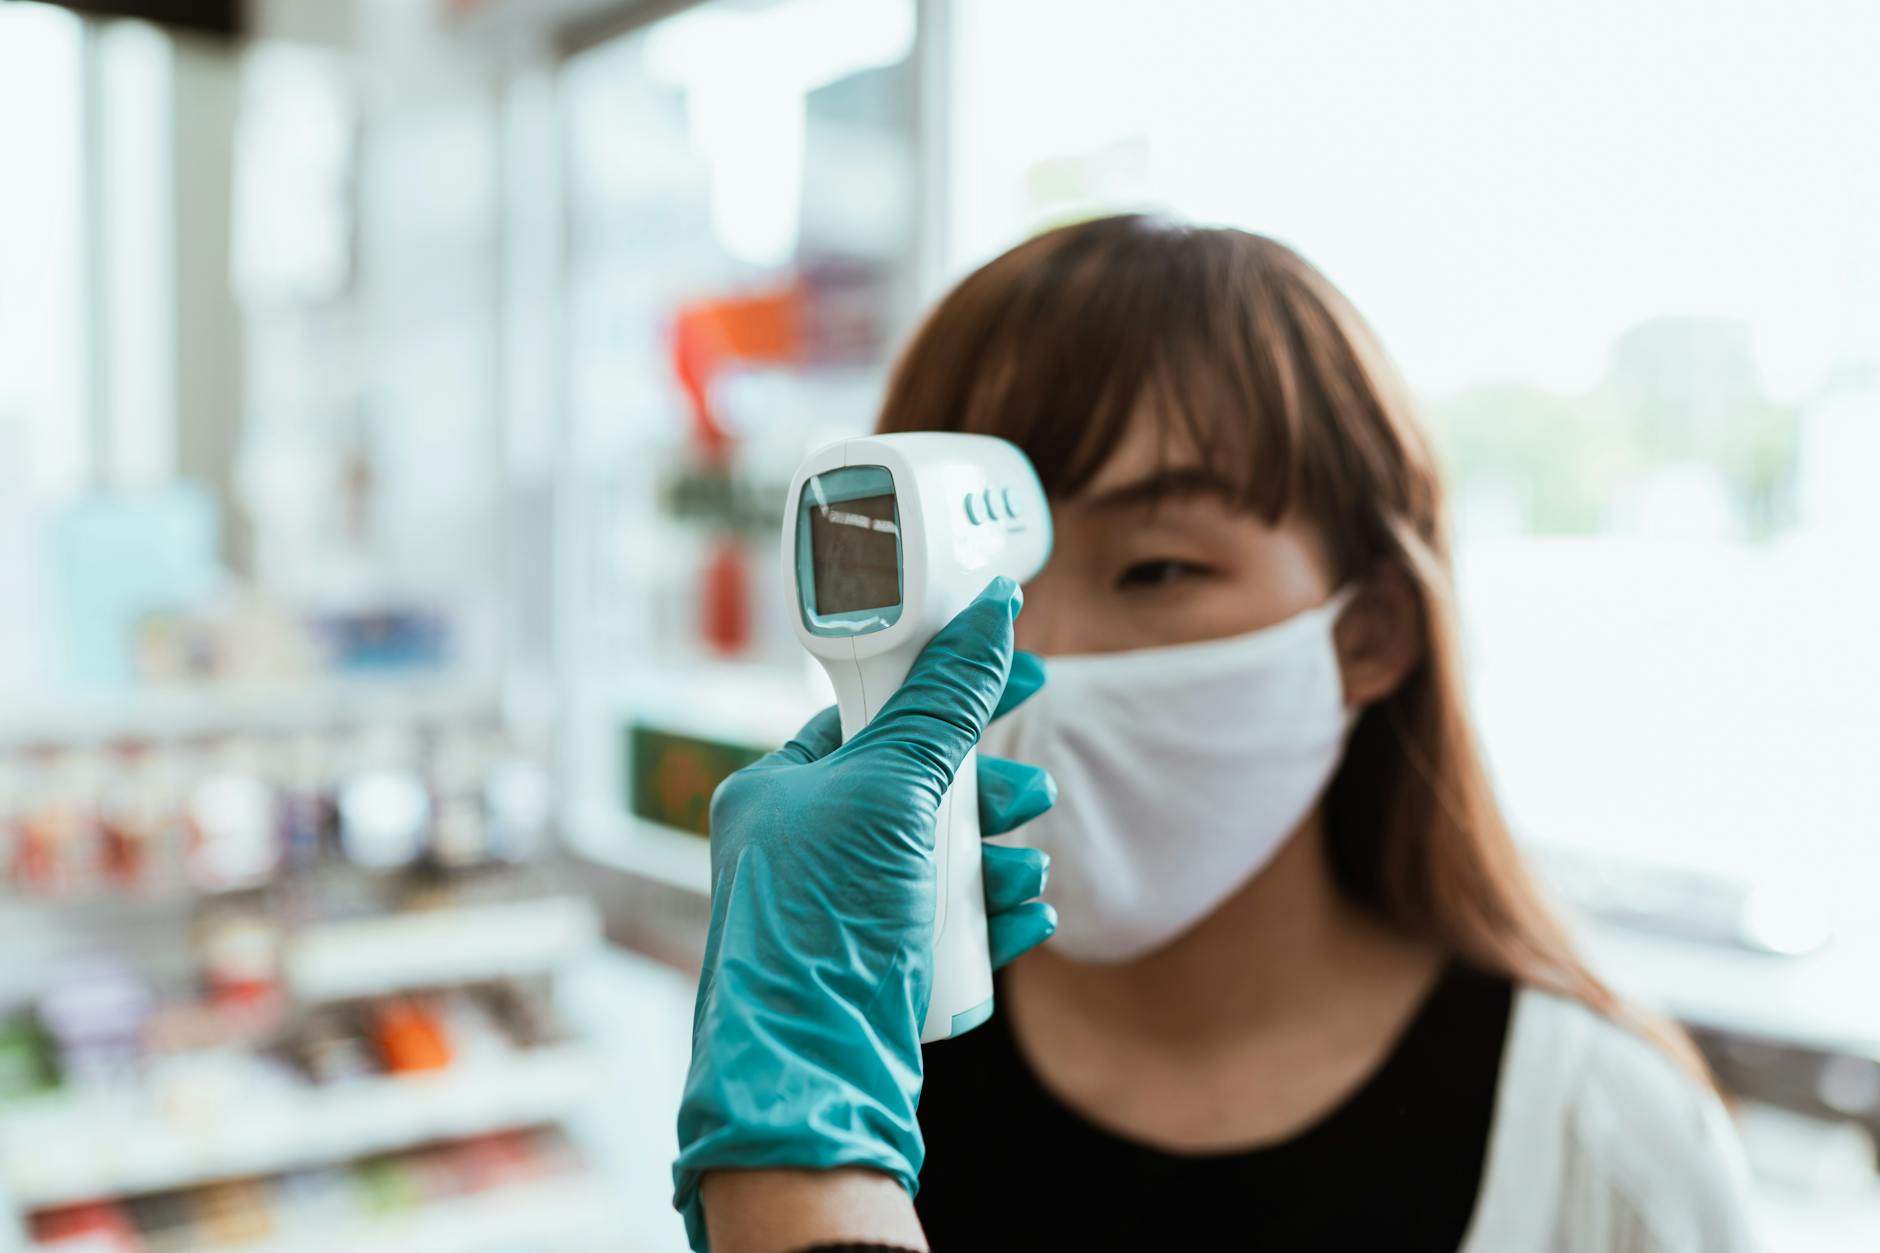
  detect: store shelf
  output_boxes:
[157,1173,614,1253]
[0,673,498,748]
[0,1045,599,1210]
[285,896,604,1002]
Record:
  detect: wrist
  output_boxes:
[701,1168,928,1253]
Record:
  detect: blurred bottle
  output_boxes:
[192,909,282,1008]
[294,1006,378,1085]
[275,731,335,873]
[98,742,192,897]
[15,748,107,896]
[186,738,282,892]
[36,956,153,1086]
[701,539,753,655]
[427,726,491,870]
[335,726,431,871]
[483,728,553,865]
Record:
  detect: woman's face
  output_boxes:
[1015,405,1340,659]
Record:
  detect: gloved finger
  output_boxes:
[988,899,1058,970]
[846,578,1020,787]
[982,842,1050,913]
[978,756,1057,836]
[767,705,843,766]
[990,650,1045,722]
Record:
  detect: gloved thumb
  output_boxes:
[846,577,1020,794]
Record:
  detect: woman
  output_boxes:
[674,216,1754,1252]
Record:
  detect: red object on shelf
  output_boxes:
[701,539,753,656]
[30,1201,142,1251]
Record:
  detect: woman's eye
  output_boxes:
[1116,559,1210,589]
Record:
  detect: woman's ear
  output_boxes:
[1333,565,1425,708]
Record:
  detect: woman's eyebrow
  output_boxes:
[1081,466,1242,512]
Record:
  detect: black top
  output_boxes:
[913,962,1514,1252]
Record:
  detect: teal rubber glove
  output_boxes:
[672,577,1057,1250]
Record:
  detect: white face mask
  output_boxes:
[980,587,1357,964]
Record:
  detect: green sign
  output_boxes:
[625,722,768,838]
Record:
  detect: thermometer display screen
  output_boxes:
[809,492,900,613]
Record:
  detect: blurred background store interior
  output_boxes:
[1,0,1878,1248]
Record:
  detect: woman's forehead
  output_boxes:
[1078,393,1211,500]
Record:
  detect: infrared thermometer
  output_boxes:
[785,433,1052,1042]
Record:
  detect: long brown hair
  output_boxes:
[876,214,1702,1074]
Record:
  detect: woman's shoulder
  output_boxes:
[1466,984,1758,1252]
[1520,986,1726,1148]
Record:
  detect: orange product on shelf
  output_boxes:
[371,997,454,1072]
[670,283,807,462]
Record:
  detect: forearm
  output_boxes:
[700,1168,927,1253]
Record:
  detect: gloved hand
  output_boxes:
[672,577,1057,1249]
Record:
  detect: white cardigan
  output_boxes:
[1461,987,1759,1252]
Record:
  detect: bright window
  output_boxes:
[946,0,1880,911]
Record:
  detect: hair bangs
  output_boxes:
[894,216,1329,526]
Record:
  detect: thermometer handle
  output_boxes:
[838,650,995,1044]
[925,747,994,1042]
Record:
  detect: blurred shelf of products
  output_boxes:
[0,0,923,1245]
[22,1129,604,1253]
[0,700,621,1250]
